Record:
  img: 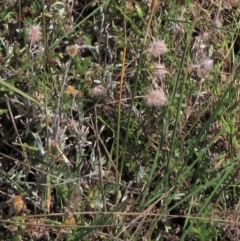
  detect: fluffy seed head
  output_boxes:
[148,38,168,57]
[145,89,167,107]
[229,0,238,5]
[92,85,106,98]
[170,21,185,38]
[155,63,169,80]
[223,0,238,9]
[27,24,42,44]
[196,58,213,78]
[214,19,222,28]
[6,0,17,5]
[200,58,213,70]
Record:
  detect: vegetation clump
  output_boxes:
[0,0,240,240]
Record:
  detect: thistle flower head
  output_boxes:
[65,85,79,96]
[148,38,168,57]
[144,88,167,107]
[27,24,42,44]
[8,195,25,214]
[155,63,169,80]
[66,45,79,57]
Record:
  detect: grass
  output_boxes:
[1,0,240,240]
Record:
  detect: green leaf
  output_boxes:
[135,4,143,18]
[0,109,7,115]
[0,78,41,107]
[12,142,39,152]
